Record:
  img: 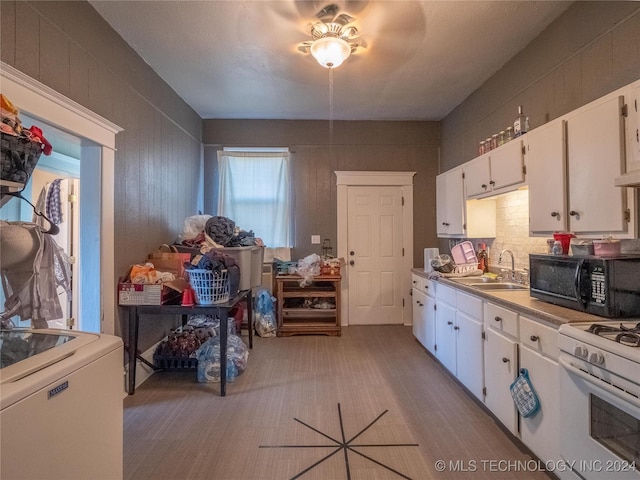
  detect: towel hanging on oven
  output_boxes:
[510,368,540,418]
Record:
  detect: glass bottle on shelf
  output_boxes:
[498,130,505,146]
[514,105,529,137]
[485,137,492,152]
[491,134,499,150]
[505,126,514,142]
[479,140,485,155]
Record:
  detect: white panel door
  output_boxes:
[347,186,404,325]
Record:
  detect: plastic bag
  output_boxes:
[254,288,277,338]
[295,253,321,287]
[177,215,212,243]
[194,322,249,383]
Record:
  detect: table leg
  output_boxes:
[246,291,253,349]
[127,308,139,395]
[220,309,227,397]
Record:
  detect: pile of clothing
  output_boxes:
[176,215,263,251]
[1,94,52,154]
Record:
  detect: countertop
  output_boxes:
[411,268,639,327]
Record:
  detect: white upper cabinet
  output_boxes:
[464,155,492,197]
[437,167,497,238]
[566,95,628,234]
[488,138,526,190]
[436,167,465,236]
[527,119,567,234]
[464,139,525,199]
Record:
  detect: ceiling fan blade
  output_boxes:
[316,4,340,21]
[333,13,355,26]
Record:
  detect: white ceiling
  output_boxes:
[89,1,573,121]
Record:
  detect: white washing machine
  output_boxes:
[1,328,124,480]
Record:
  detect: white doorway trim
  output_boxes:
[335,171,415,327]
[1,62,122,335]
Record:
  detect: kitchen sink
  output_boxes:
[466,282,529,291]
[452,276,500,284]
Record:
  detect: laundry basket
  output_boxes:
[188,269,229,305]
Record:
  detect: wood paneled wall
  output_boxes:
[1,1,203,349]
[440,2,640,172]
[203,120,440,267]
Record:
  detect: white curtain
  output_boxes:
[217,151,291,247]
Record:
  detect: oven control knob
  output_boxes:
[574,345,588,359]
[589,352,605,366]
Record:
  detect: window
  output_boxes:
[217,149,291,247]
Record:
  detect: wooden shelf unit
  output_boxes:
[276,274,341,337]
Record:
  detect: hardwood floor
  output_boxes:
[124,326,550,480]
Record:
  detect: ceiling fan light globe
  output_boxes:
[310,36,351,68]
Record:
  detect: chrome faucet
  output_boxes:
[498,249,515,281]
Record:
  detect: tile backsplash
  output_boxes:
[456,188,640,270]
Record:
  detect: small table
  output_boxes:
[121,290,252,396]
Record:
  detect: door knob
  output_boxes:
[349,260,355,266]
[350,251,355,256]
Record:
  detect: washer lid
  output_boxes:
[0,328,100,384]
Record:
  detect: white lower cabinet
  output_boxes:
[519,345,560,464]
[435,285,484,400]
[412,273,436,355]
[518,315,561,465]
[483,327,519,435]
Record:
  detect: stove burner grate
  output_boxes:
[587,322,640,347]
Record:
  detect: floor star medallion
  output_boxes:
[260,403,419,479]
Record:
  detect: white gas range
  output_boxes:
[558,321,640,480]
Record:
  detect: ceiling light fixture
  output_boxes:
[298,4,363,69]
[310,36,351,68]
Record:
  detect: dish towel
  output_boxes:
[510,368,540,418]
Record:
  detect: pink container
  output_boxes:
[593,239,621,257]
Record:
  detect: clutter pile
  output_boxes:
[176,215,264,252]
[153,316,249,382]
[1,94,52,190]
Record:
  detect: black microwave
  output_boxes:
[529,254,640,318]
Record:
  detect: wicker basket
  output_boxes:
[188,269,230,305]
[0,133,43,190]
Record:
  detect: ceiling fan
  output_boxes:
[297,3,366,68]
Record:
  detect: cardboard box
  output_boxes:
[117,267,189,306]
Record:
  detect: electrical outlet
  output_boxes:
[311,235,321,244]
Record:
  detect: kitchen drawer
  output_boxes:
[519,316,559,360]
[436,283,456,306]
[485,302,518,339]
[411,273,435,297]
[456,290,482,319]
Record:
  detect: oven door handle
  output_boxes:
[575,259,588,309]
[559,356,640,410]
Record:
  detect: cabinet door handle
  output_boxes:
[447,321,453,325]
[489,180,495,186]
[453,326,460,330]
[550,211,559,218]
[481,183,487,189]
[494,316,502,322]
[502,357,510,363]
[442,222,449,226]
[569,210,579,216]
[530,335,539,342]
